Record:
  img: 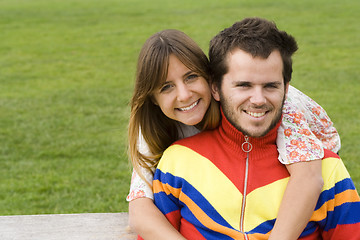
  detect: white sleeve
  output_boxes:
[126,167,154,201]
[126,129,154,201]
[126,124,201,201]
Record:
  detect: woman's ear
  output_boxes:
[211,83,220,101]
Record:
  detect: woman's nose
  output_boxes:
[176,83,192,102]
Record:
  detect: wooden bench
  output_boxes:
[0,212,137,240]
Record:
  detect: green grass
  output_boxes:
[1,0,359,215]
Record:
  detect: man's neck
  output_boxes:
[218,108,280,149]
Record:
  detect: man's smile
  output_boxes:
[245,110,267,118]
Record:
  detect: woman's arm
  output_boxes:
[268,160,323,240]
[127,167,185,240]
[270,85,340,239]
[129,198,186,240]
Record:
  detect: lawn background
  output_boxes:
[1,0,359,215]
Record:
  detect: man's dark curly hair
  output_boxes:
[209,17,298,88]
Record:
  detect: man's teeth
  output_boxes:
[247,111,265,117]
[179,101,198,111]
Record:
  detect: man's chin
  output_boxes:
[241,126,271,138]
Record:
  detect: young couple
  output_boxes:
[127,17,359,239]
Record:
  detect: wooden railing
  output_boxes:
[0,212,137,240]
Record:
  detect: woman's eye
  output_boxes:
[160,84,172,93]
[186,74,199,81]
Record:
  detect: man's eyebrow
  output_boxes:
[264,81,282,86]
[232,80,250,85]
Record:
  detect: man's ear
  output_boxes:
[211,83,221,101]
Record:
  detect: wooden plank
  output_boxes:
[0,213,137,240]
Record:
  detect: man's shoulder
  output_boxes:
[322,149,343,173]
[323,149,340,160]
[321,149,352,188]
[178,128,215,142]
[171,129,218,152]
[159,129,219,165]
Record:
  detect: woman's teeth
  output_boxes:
[247,111,266,117]
[179,100,199,111]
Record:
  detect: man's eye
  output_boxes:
[236,83,251,88]
[265,84,279,89]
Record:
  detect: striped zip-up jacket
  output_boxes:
[153,114,360,240]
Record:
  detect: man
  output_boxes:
[153,17,360,239]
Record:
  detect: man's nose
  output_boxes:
[249,88,267,105]
[176,83,192,102]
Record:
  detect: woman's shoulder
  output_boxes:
[177,123,201,139]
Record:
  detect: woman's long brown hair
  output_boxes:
[128,29,219,185]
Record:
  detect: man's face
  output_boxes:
[212,49,289,138]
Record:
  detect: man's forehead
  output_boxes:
[226,48,281,62]
[224,49,283,77]
[229,79,283,86]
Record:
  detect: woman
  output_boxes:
[127,29,340,239]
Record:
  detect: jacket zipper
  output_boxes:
[240,136,252,240]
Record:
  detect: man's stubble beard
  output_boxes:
[220,93,286,138]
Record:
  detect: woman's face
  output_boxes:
[153,55,212,126]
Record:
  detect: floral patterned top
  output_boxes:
[127,85,341,201]
[277,86,340,164]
